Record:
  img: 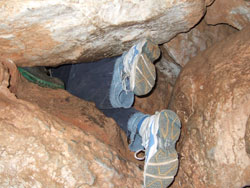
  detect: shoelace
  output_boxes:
[134,114,156,161]
[121,45,139,93]
[134,111,161,162]
[121,71,130,94]
[141,115,155,149]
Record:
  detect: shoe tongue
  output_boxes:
[139,115,155,150]
[137,116,148,133]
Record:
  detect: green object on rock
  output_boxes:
[18,67,64,89]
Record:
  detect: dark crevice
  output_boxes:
[206,22,240,31]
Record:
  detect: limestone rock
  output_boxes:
[170,26,250,187]
[163,20,237,67]
[205,0,250,30]
[0,0,206,66]
[0,60,143,187]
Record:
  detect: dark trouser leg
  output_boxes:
[101,108,146,152]
[52,56,118,109]
[52,56,134,109]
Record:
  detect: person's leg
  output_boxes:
[103,106,182,188]
[129,110,181,188]
[101,107,182,188]
[52,55,134,109]
[52,38,161,110]
[101,107,147,152]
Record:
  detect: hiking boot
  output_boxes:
[138,110,181,188]
[18,67,64,89]
[123,38,160,96]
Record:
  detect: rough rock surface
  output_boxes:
[0,0,206,66]
[156,46,182,85]
[134,70,173,115]
[0,60,143,187]
[163,20,238,67]
[205,0,250,30]
[170,26,250,187]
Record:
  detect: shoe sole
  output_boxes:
[18,67,64,89]
[145,110,181,188]
[142,39,161,62]
[130,39,160,96]
[132,54,156,96]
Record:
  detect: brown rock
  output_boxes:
[0,60,143,187]
[170,26,250,187]
[0,0,206,66]
[134,70,173,115]
[163,20,238,67]
[205,0,250,30]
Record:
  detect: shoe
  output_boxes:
[123,38,161,96]
[18,67,65,89]
[138,110,181,188]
